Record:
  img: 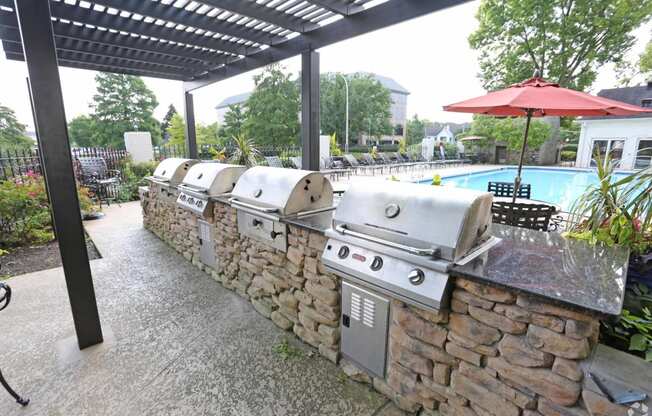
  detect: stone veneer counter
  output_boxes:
[286,214,629,318]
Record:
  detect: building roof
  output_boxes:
[436,124,454,137]
[361,73,410,95]
[216,92,252,110]
[585,83,652,120]
[215,72,408,109]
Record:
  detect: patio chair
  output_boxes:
[265,156,285,168]
[77,157,121,206]
[0,283,29,407]
[487,181,531,199]
[491,201,554,232]
[289,156,302,169]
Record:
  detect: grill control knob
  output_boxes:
[196,200,203,208]
[370,256,383,271]
[408,269,425,285]
[337,246,349,259]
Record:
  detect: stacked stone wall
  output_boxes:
[141,190,623,415]
[376,277,628,416]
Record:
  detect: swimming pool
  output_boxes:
[420,167,631,211]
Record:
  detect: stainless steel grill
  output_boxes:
[321,180,497,312]
[149,158,198,187]
[230,166,335,252]
[176,162,246,216]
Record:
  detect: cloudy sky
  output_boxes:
[0,1,650,132]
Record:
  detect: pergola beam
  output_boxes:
[301,50,320,171]
[2,40,194,77]
[0,11,229,66]
[90,0,285,45]
[5,50,187,81]
[196,0,316,33]
[307,0,364,16]
[185,0,469,91]
[12,0,103,349]
[46,1,253,57]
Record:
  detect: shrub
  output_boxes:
[0,173,53,248]
[116,159,157,202]
[560,150,577,161]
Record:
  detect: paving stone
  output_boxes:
[393,306,448,348]
[552,357,583,382]
[451,299,468,314]
[271,310,293,330]
[468,305,527,334]
[456,278,516,303]
[447,331,498,357]
[487,357,581,407]
[581,389,629,416]
[393,346,433,376]
[251,297,274,318]
[452,289,495,310]
[498,334,554,368]
[433,363,451,386]
[388,363,418,395]
[449,313,501,345]
[445,341,482,366]
[286,246,305,266]
[305,280,339,306]
[458,362,536,410]
[527,325,591,360]
[390,325,457,365]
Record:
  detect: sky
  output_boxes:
[0,1,650,132]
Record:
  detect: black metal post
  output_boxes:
[513,109,533,203]
[14,0,103,349]
[183,89,197,159]
[301,50,320,171]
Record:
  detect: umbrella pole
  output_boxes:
[513,109,533,203]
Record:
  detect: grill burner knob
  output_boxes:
[337,246,349,259]
[370,256,383,271]
[408,269,425,286]
[196,200,203,208]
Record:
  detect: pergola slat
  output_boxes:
[306,0,364,16]
[5,50,187,81]
[46,1,253,57]
[3,41,191,78]
[90,0,285,45]
[195,0,317,33]
[185,0,470,90]
[0,10,228,66]
[1,27,210,72]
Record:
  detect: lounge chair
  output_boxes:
[487,181,531,199]
[265,156,284,168]
[491,201,554,232]
[290,156,302,169]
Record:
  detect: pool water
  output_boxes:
[421,168,630,211]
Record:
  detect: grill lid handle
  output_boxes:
[230,198,278,213]
[334,224,439,257]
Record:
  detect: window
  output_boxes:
[641,99,652,108]
[591,139,625,168]
[635,139,652,169]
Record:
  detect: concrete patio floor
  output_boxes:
[0,201,400,416]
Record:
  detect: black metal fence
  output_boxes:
[0,147,129,181]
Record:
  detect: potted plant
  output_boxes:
[565,152,652,361]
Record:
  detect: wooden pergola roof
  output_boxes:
[0,0,468,90]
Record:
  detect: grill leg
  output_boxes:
[0,368,29,406]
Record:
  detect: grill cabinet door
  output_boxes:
[341,281,389,378]
[198,220,216,268]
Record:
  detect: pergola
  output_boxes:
[0,0,467,349]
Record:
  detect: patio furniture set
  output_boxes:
[485,181,560,232]
[265,153,471,182]
[138,158,633,416]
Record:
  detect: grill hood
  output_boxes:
[231,166,333,216]
[151,158,197,186]
[332,181,493,262]
[179,162,246,195]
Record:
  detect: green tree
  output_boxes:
[244,64,300,147]
[0,104,32,150]
[469,0,652,91]
[405,115,427,145]
[221,104,246,139]
[166,113,186,146]
[68,115,97,147]
[320,73,392,146]
[91,73,161,147]
[641,40,652,74]
[160,104,177,141]
[468,115,551,151]
[196,122,220,146]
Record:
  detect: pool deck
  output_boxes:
[0,202,399,416]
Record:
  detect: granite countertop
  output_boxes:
[282,210,334,233]
[453,224,629,317]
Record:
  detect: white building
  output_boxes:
[435,125,455,144]
[576,83,652,170]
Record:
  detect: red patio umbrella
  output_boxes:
[444,72,652,202]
